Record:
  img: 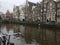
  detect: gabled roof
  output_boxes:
[28,1,37,6]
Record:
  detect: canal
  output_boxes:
[0,24,60,45]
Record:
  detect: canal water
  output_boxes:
[0,24,60,45]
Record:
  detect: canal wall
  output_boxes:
[1,20,60,29]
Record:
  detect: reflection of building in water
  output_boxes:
[24,26,60,45]
[56,29,60,45]
[6,24,13,30]
[13,25,20,33]
[19,25,25,36]
[13,25,21,37]
[13,25,25,38]
[24,26,32,44]
[32,27,40,42]
[0,24,60,45]
[6,24,13,33]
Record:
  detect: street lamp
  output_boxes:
[55,2,57,24]
[25,0,28,22]
[42,0,44,24]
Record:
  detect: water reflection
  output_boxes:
[24,26,60,45]
[0,24,60,45]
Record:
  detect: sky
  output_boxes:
[0,0,41,13]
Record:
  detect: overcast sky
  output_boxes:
[0,0,41,13]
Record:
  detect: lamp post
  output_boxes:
[55,2,57,24]
[42,0,44,24]
[25,0,28,22]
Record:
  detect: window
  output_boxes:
[44,9,46,11]
[57,3,60,8]
[50,3,52,7]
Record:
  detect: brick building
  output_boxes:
[56,1,60,23]
[13,6,20,19]
[32,3,41,22]
[46,0,56,23]
[26,1,37,22]
[5,10,13,20]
